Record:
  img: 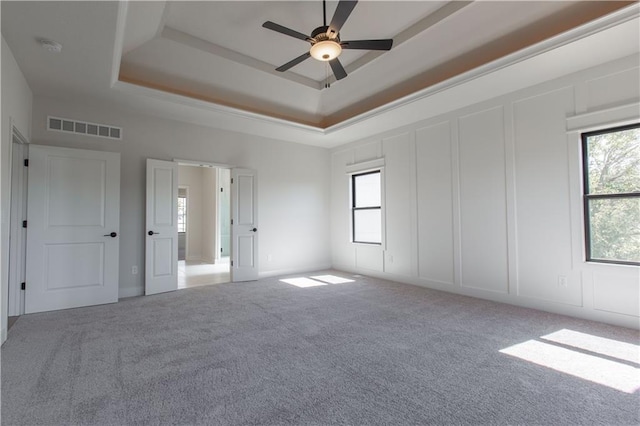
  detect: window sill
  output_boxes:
[585,259,639,268]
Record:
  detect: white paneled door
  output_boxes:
[145,159,179,295]
[25,145,120,314]
[231,168,258,282]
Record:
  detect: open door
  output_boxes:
[231,168,258,282]
[25,145,120,313]
[145,159,178,295]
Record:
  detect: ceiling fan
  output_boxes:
[262,0,393,84]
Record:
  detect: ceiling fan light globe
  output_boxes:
[310,40,342,61]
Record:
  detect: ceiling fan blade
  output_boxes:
[276,52,312,72]
[262,21,311,42]
[327,0,358,36]
[341,39,393,50]
[329,58,347,80]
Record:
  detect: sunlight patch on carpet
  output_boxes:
[500,330,640,394]
[311,275,355,284]
[280,275,356,288]
[280,277,327,288]
[541,329,639,364]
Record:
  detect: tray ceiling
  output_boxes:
[118,1,633,127]
[1,1,636,135]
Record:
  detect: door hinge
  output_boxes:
[21,282,25,290]
[220,188,223,192]
[24,159,29,167]
[231,178,234,184]
[231,260,233,267]
[231,219,233,225]
[220,247,223,253]
[22,220,27,228]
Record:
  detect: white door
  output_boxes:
[25,145,120,314]
[145,159,178,295]
[231,168,258,282]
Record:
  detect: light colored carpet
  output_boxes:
[2,270,638,425]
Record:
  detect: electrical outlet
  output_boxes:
[387,254,394,263]
[132,265,138,275]
[558,275,568,288]
[267,254,273,262]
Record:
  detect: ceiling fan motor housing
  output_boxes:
[310,26,342,61]
[311,25,339,42]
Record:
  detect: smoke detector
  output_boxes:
[40,39,62,53]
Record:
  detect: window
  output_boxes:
[178,196,187,233]
[582,123,639,265]
[352,171,382,244]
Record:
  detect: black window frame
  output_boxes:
[582,122,640,266]
[351,170,382,245]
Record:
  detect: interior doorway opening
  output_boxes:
[177,163,231,289]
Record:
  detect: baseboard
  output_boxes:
[119,286,144,299]
[185,255,202,262]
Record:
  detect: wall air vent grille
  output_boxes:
[47,116,122,140]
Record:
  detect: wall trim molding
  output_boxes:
[345,158,385,174]
[566,102,640,132]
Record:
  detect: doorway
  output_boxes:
[177,164,231,289]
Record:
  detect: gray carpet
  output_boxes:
[2,270,639,425]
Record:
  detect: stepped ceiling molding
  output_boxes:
[2,1,639,147]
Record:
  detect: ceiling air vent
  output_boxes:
[48,116,122,140]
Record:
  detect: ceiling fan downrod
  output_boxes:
[323,0,327,27]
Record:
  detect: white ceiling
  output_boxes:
[1,1,639,146]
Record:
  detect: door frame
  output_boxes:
[178,185,189,261]
[7,128,29,316]
[215,168,231,262]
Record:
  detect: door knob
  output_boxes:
[250,228,257,232]
[103,232,117,238]
[148,231,159,236]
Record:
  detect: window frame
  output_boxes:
[581,122,640,266]
[351,170,383,245]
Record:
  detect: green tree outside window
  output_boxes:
[583,124,640,265]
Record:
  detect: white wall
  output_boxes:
[1,37,33,343]
[31,96,331,297]
[331,54,640,329]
